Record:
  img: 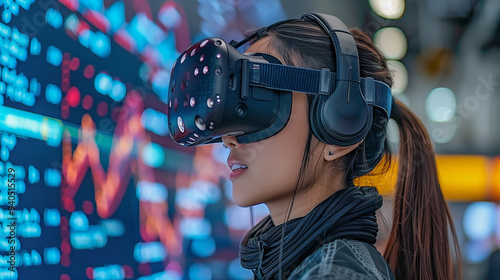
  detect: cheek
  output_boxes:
[231,143,304,207]
[231,117,309,204]
[255,139,304,185]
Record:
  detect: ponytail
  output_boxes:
[384,100,462,279]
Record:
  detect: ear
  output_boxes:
[322,141,363,162]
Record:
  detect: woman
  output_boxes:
[220,16,462,280]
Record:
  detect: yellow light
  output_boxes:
[436,155,488,201]
[355,155,490,201]
[369,0,405,20]
[354,156,397,196]
[492,157,500,200]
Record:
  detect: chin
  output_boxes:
[232,198,255,208]
[232,193,260,208]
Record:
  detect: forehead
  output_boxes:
[244,35,303,67]
[244,36,291,66]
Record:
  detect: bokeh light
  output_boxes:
[369,0,405,19]
[69,211,89,231]
[496,205,500,247]
[465,239,494,263]
[191,237,216,258]
[66,87,81,107]
[189,263,212,280]
[425,87,457,123]
[463,202,496,241]
[141,143,165,168]
[133,242,167,263]
[374,27,408,60]
[179,217,212,239]
[387,60,408,95]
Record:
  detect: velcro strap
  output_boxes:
[361,77,392,118]
[248,62,335,96]
[248,62,392,117]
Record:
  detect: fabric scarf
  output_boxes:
[239,185,383,280]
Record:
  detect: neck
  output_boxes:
[266,174,345,225]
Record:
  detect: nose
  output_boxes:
[221,136,241,149]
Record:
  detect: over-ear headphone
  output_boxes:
[303,13,372,146]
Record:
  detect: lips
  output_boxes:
[227,157,248,180]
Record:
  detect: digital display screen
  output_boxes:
[0,1,266,279]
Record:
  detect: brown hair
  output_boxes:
[385,99,462,279]
[256,19,462,279]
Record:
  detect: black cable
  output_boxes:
[250,206,255,228]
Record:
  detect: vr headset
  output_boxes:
[167,13,392,147]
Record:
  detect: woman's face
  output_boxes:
[222,91,312,208]
[221,37,323,209]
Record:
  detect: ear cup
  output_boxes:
[309,94,329,144]
[302,13,374,146]
[323,83,371,145]
[310,82,373,146]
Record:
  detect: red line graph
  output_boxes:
[61,90,182,256]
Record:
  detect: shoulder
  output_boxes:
[287,239,395,280]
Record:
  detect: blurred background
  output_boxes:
[0,0,499,279]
